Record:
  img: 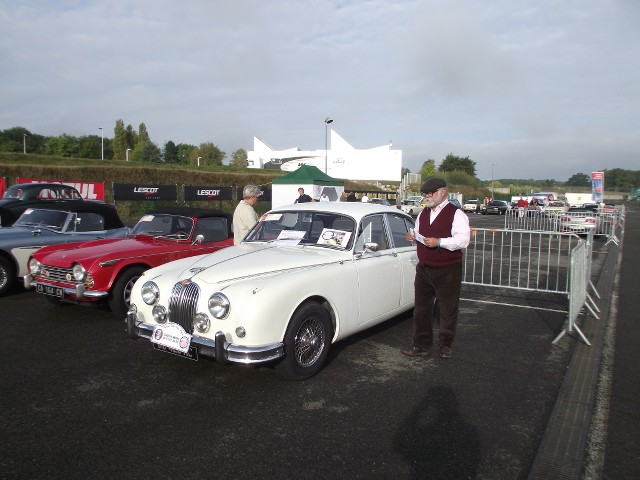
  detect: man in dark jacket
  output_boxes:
[400,178,470,359]
[294,188,312,203]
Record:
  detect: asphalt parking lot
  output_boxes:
[0,207,636,479]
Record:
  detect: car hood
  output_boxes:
[142,242,351,285]
[33,237,191,266]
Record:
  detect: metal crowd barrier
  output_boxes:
[503,207,621,244]
[551,239,597,345]
[463,228,596,345]
[464,228,583,293]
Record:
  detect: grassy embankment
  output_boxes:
[0,152,381,222]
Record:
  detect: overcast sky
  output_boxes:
[1,0,638,182]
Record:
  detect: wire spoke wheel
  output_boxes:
[293,318,326,367]
[276,301,332,380]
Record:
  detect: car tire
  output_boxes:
[275,301,332,380]
[0,256,16,296]
[108,266,147,318]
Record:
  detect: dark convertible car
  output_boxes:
[0,183,85,227]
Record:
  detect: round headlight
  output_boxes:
[208,292,230,319]
[72,263,86,281]
[29,258,41,275]
[141,281,159,305]
[193,313,210,333]
[152,305,167,323]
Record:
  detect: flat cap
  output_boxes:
[420,177,447,194]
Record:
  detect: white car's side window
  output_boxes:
[386,213,414,248]
[355,215,388,251]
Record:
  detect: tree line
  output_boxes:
[404,154,639,191]
[0,123,249,169]
[2,125,638,190]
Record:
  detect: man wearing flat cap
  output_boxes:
[401,177,470,359]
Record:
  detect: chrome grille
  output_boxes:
[37,265,94,286]
[168,281,199,333]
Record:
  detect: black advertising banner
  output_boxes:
[112,183,177,201]
[235,187,271,202]
[184,185,233,201]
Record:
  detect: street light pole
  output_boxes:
[23,133,27,154]
[324,117,333,174]
[491,163,496,198]
[126,148,131,162]
[197,156,202,167]
[99,127,104,160]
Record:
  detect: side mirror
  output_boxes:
[364,242,379,252]
[192,234,204,245]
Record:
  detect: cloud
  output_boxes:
[0,0,638,181]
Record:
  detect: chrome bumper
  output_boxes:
[24,275,108,299]
[125,309,284,365]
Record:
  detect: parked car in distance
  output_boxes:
[25,208,234,318]
[369,198,392,206]
[126,202,417,380]
[542,200,568,217]
[482,200,510,215]
[0,202,127,296]
[400,199,423,216]
[556,208,597,234]
[0,183,85,227]
[462,199,478,212]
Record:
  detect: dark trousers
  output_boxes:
[412,262,462,349]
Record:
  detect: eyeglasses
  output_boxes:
[422,188,444,197]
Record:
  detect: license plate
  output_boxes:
[36,283,64,298]
[153,343,199,361]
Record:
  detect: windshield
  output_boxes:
[129,214,194,240]
[245,211,356,249]
[3,188,23,199]
[13,208,70,231]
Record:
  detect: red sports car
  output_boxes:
[25,207,233,317]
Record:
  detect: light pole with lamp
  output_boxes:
[324,117,333,174]
[491,163,496,199]
[99,127,104,160]
[23,133,27,154]
[126,148,131,162]
[197,156,202,167]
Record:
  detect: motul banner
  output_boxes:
[591,172,604,203]
[183,185,233,201]
[113,183,177,201]
[235,187,271,202]
[0,177,5,197]
[16,178,105,200]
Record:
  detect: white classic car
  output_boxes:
[126,202,417,379]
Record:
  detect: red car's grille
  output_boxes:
[36,265,94,286]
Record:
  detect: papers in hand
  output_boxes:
[412,229,427,245]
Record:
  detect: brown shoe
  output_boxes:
[400,346,431,357]
[439,346,452,359]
